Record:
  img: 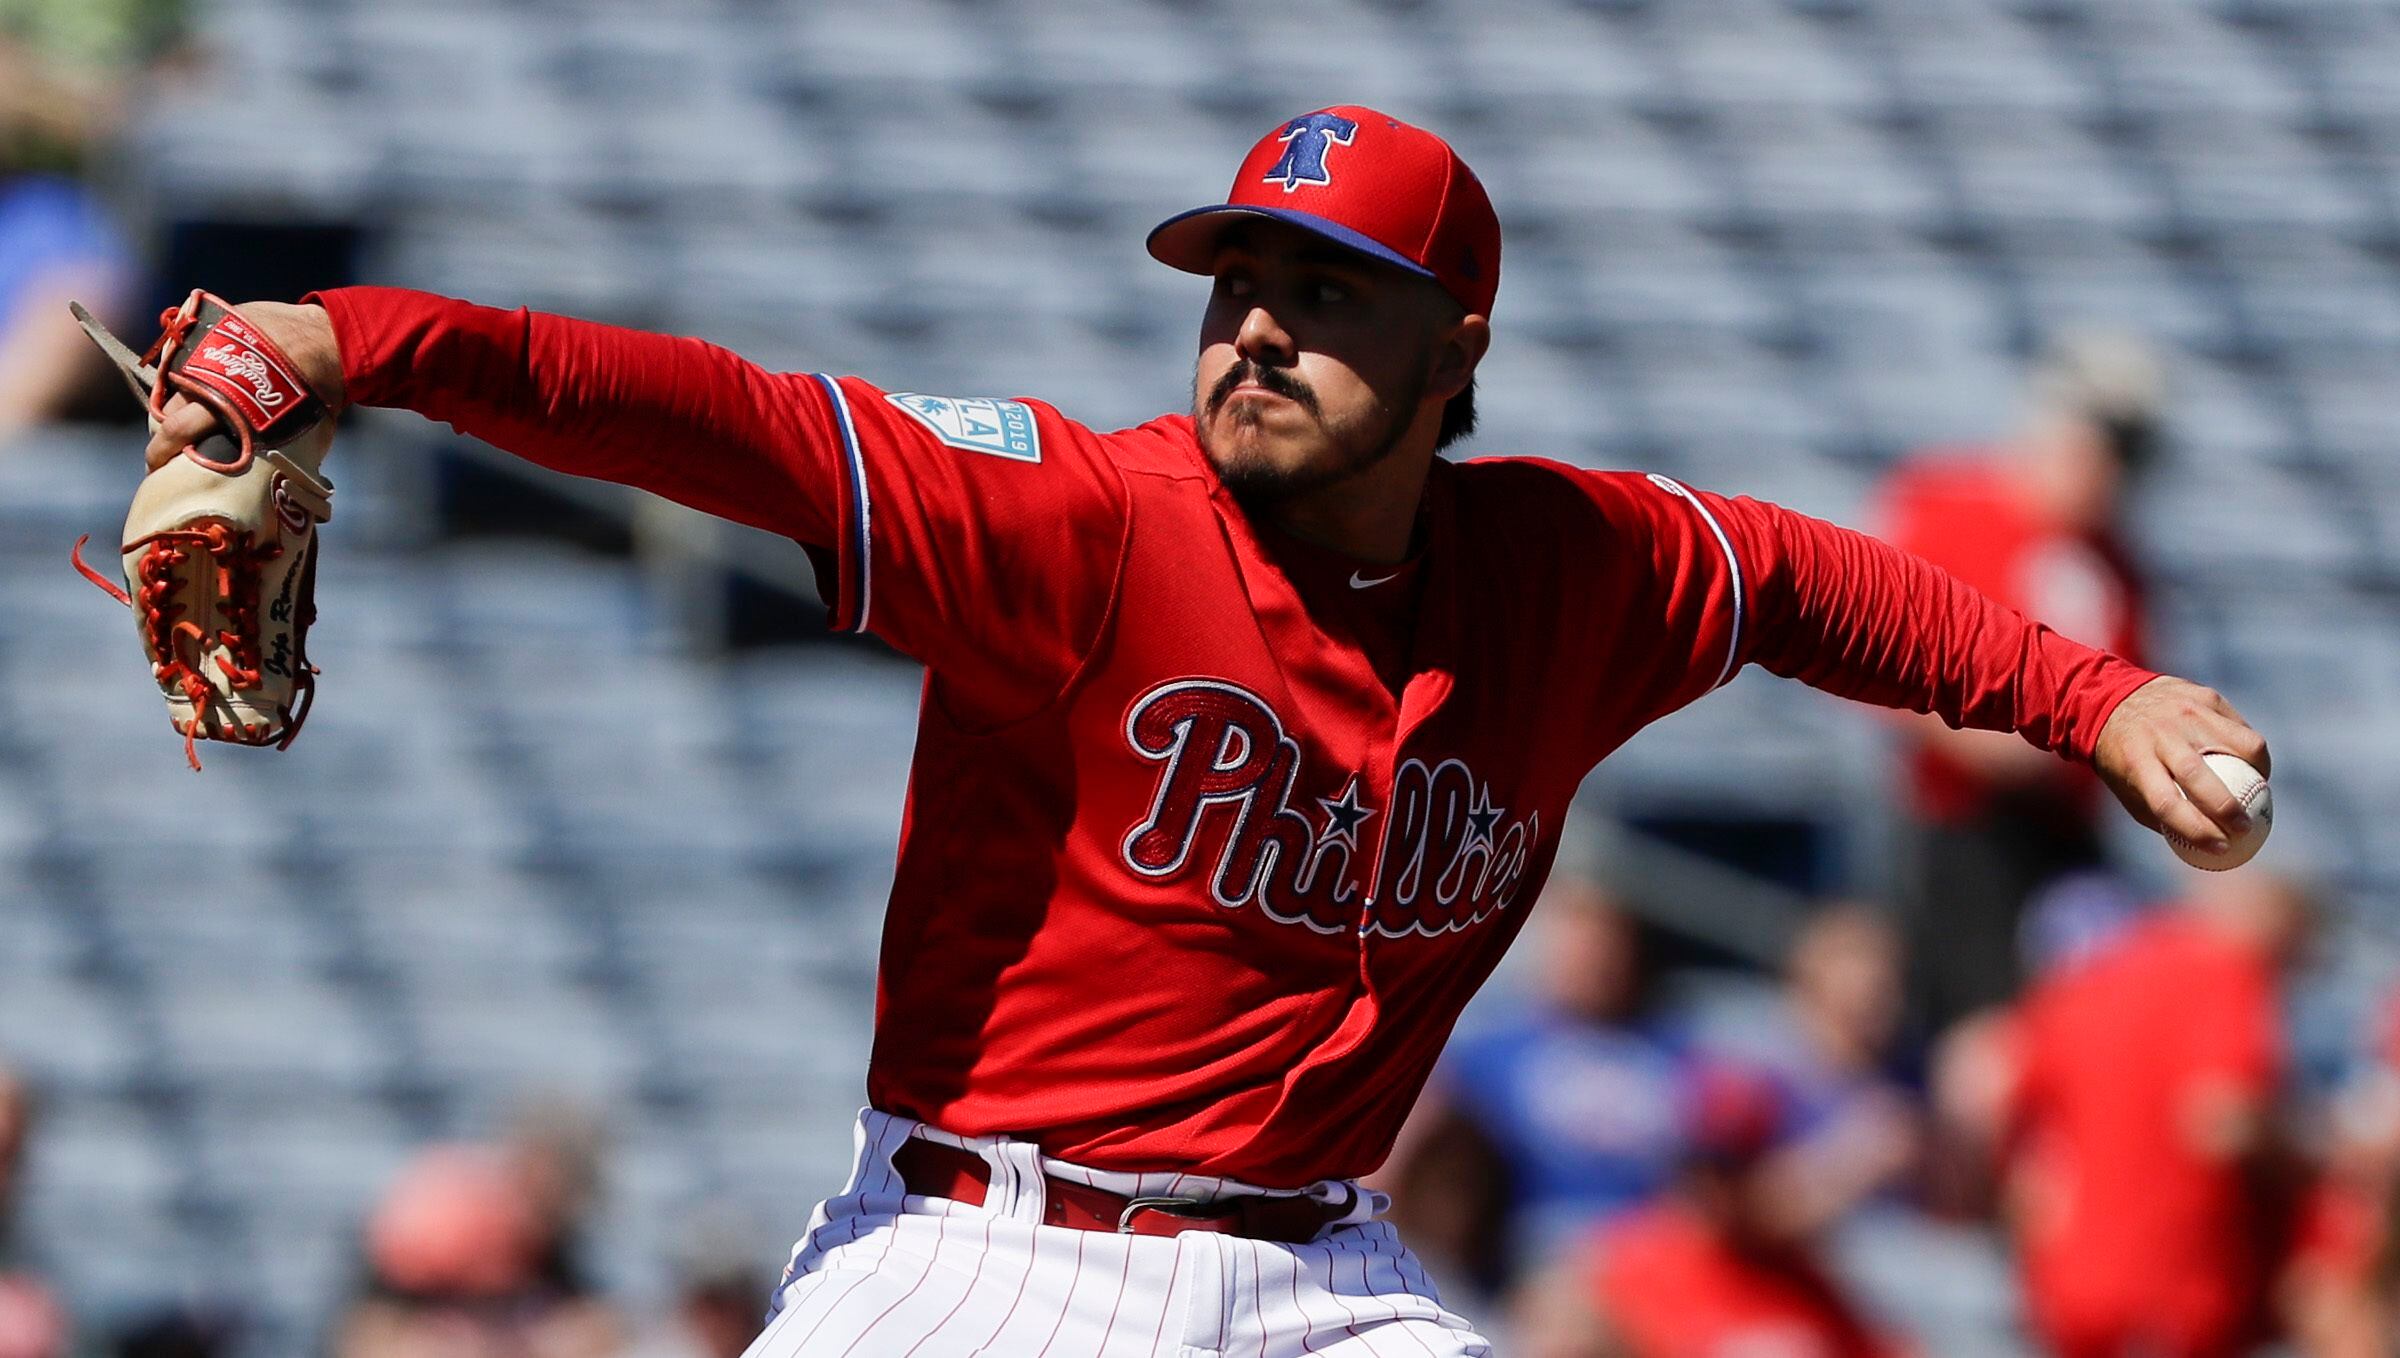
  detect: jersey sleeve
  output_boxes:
[806,378,1129,719]
[316,286,1126,718]
[1515,468,1748,749]
[1581,471,2159,763]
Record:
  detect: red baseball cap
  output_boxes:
[1147,106,1501,317]
[1680,1063,1789,1166]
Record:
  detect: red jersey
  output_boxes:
[1587,1203,1901,1358]
[1879,454,2147,824]
[2005,915,2285,1355]
[317,287,2154,1186]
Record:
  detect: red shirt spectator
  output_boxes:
[2277,987,2400,1357]
[1877,330,2166,1030]
[1582,1064,1907,1358]
[2003,886,2308,1358]
[1587,1202,1899,1358]
[1880,452,2147,826]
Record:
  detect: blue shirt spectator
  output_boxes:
[0,172,131,434]
[0,174,127,326]
[1383,870,1691,1294]
[1444,1004,1693,1270]
[1691,905,1924,1230]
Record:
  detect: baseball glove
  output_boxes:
[70,290,336,770]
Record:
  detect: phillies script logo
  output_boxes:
[1119,678,1539,938]
[199,343,288,408]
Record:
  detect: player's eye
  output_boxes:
[1313,281,1351,305]
[1214,272,1257,301]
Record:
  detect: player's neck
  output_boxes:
[1259,440,1435,565]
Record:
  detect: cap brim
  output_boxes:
[1146,205,1438,284]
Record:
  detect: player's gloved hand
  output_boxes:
[77,292,348,768]
[2091,675,2271,855]
[143,301,344,470]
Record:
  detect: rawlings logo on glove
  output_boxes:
[198,342,290,408]
[70,291,336,770]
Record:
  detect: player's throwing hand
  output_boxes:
[2090,675,2271,855]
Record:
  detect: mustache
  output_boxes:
[1206,361,1320,419]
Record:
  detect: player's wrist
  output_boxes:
[241,300,346,410]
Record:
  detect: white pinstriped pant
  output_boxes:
[742,1109,1495,1358]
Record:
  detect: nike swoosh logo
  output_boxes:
[1349,569,1401,589]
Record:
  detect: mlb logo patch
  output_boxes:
[887,393,1042,463]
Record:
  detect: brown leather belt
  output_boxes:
[890,1137,1344,1244]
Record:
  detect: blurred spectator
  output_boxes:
[0,0,180,436]
[0,1066,27,1249]
[0,1067,64,1358]
[1573,1064,1907,1358]
[1384,860,1690,1295]
[1990,872,2315,1358]
[2282,1144,2392,1358]
[0,0,186,157]
[0,1280,61,1358]
[1878,331,2164,1029]
[2018,869,2150,979]
[502,1097,607,1303]
[626,1207,772,1358]
[108,1303,238,1358]
[1506,1258,1632,1358]
[337,1143,620,1358]
[1715,905,1922,1237]
[0,167,131,435]
[1926,873,2150,1218]
[2282,988,2400,1357]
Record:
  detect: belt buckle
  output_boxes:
[1116,1195,1221,1233]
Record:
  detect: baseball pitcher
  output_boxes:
[134,108,2268,1356]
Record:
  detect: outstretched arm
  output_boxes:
[1713,495,2269,855]
[142,291,831,543]
[139,290,1131,723]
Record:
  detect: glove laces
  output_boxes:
[73,526,319,771]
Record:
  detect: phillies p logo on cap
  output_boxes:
[1262,112,1358,192]
[1147,105,1503,318]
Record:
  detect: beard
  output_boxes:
[1194,358,1427,512]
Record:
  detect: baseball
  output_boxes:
[2166,753,2273,871]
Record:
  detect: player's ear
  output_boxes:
[1427,312,1491,404]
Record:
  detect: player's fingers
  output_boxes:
[2106,774,2163,835]
[2169,748,2250,835]
[2149,757,2231,851]
[2199,708,2271,780]
[2180,686,2271,780]
[2202,686,2249,725]
[144,395,224,470]
[2108,777,2162,835]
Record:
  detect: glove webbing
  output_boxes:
[73,525,320,771]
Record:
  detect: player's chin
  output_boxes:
[1206,398,1325,452]
[1201,429,1327,502]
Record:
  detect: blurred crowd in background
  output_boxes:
[2,826,2389,1358]
[4,0,2398,1355]
[0,0,153,439]
[2,1071,776,1358]
[1383,847,2374,1358]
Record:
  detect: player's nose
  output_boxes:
[1233,306,1297,367]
